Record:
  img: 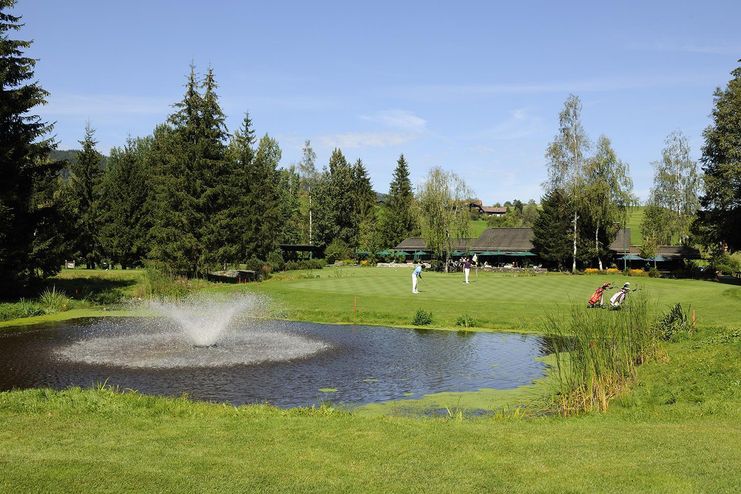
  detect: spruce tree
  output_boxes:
[0,0,66,295]
[383,154,416,247]
[242,135,282,260]
[532,189,574,270]
[149,65,229,275]
[98,138,151,268]
[68,124,104,268]
[351,158,375,247]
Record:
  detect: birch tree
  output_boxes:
[544,95,590,272]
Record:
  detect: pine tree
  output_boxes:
[382,154,416,247]
[694,62,741,252]
[223,113,257,264]
[68,124,104,268]
[98,138,151,268]
[314,149,356,247]
[242,135,282,260]
[532,189,574,270]
[351,159,375,246]
[0,1,66,295]
[149,65,229,275]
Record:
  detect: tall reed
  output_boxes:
[545,294,659,415]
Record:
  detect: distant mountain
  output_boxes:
[375,191,389,204]
[50,149,107,179]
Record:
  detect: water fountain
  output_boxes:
[53,294,331,369]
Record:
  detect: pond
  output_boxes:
[0,318,551,408]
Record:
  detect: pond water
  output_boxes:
[0,318,551,408]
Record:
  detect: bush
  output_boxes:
[429,259,444,272]
[267,251,285,272]
[713,251,741,275]
[648,267,661,278]
[136,262,194,299]
[285,259,326,271]
[38,286,71,313]
[656,303,695,341]
[411,309,433,326]
[455,313,476,328]
[628,268,648,277]
[325,239,352,264]
[0,300,45,321]
[584,268,600,274]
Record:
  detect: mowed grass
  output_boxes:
[249,267,741,332]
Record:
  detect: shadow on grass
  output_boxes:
[43,277,138,304]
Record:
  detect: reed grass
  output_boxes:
[545,294,660,415]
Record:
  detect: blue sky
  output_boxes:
[17,0,741,202]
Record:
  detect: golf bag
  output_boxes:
[609,288,629,308]
[588,283,612,307]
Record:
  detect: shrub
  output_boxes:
[606,268,620,274]
[713,251,741,275]
[584,268,600,274]
[136,262,193,299]
[656,303,695,341]
[455,313,476,328]
[429,259,444,272]
[39,286,71,313]
[648,267,661,278]
[325,239,352,264]
[244,257,271,280]
[411,309,433,326]
[628,268,648,277]
[0,300,45,321]
[284,259,326,271]
[267,251,285,272]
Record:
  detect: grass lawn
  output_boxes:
[248,267,741,332]
[1,267,739,492]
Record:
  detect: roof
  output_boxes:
[609,228,631,253]
[394,228,656,256]
[395,237,475,251]
[626,245,701,260]
[481,206,507,214]
[473,228,534,252]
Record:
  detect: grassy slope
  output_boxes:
[1,268,739,492]
[627,207,645,245]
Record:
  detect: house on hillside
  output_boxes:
[467,199,507,216]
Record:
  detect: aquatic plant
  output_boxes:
[545,293,659,415]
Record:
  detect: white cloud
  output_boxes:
[469,108,543,141]
[360,109,427,132]
[319,109,427,149]
[319,131,416,149]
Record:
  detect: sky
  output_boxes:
[16,0,741,202]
